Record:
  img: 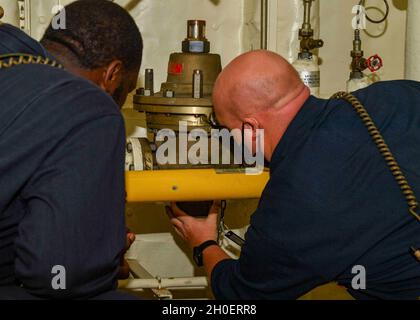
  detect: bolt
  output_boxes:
[136,87,145,95]
[164,90,175,98]
[145,69,154,96]
[192,70,203,99]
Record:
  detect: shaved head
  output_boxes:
[213,50,310,161]
[213,50,306,124]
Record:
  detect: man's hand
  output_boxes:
[166,201,221,248]
[118,230,136,279]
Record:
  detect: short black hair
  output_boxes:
[41,0,143,71]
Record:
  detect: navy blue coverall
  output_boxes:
[0,24,129,299]
[212,81,420,300]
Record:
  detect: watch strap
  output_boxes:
[193,240,218,266]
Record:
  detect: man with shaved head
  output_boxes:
[212,50,308,161]
[167,50,420,300]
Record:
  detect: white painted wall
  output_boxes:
[126,0,402,98]
[1,0,61,39]
[405,0,420,81]
[121,0,256,90]
[318,0,407,97]
[1,0,19,25]
[1,0,408,97]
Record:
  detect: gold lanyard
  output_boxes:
[0,53,62,69]
[332,91,420,262]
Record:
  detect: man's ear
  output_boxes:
[99,60,124,95]
[243,118,260,143]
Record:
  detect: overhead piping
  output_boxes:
[405,0,420,81]
[260,0,268,49]
[292,0,323,97]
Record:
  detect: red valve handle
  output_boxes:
[367,54,383,72]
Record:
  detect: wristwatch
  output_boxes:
[193,240,218,267]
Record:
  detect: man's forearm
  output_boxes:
[203,245,231,282]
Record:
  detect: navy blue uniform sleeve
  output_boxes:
[211,225,327,300]
[14,114,126,299]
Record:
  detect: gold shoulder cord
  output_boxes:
[0,53,62,69]
[0,6,61,69]
[331,91,420,262]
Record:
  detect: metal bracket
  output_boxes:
[17,0,31,35]
[126,259,173,300]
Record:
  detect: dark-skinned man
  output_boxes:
[167,50,420,300]
[0,0,142,299]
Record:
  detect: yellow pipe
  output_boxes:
[125,169,270,202]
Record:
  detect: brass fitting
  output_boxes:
[349,29,383,79]
[300,38,324,52]
[182,20,210,54]
[350,29,366,79]
[298,0,323,58]
[300,0,313,37]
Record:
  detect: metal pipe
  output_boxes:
[187,20,206,40]
[302,0,312,32]
[353,29,362,53]
[125,169,270,202]
[144,69,154,96]
[405,0,420,81]
[120,277,208,290]
[260,0,268,49]
[298,0,323,56]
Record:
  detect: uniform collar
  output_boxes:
[0,23,52,59]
